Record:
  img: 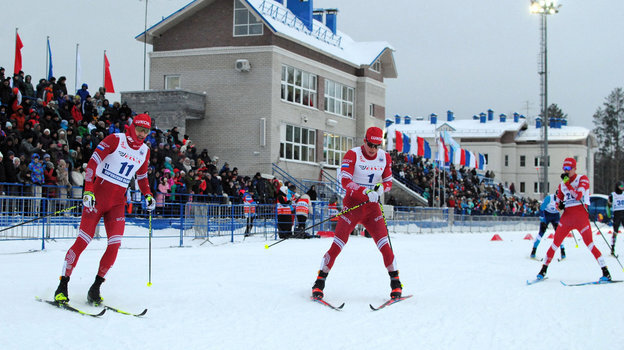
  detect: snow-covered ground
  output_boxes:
[1,226,622,350]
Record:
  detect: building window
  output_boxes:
[281,65,317,108]
[504,155,508,167]
[534,156,550,167]
[370,60,381,73]
[534,182,549,193]
[369,104,374,116]
[233,0,263,36]
[323,133,354,166]
[324,79,354,118]
[520,182,525,193]
[280,124,316,162]
[520,155,526,167]
[164,75,180,89]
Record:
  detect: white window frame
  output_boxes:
[324,79,354,118]
[164,75,181,90]
[280,124,316,163]
[281,65,317,108]
[370,59,381,73]
[233,0,263,37]
[323,132,354,167]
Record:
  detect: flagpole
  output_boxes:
[75,43,79,92]
[103,50,106,89]
[45,36,49,81]
[14,27,18,79]
[143,0,148,90]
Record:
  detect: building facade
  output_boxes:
[387,112,597,200]
[134,0,397,179]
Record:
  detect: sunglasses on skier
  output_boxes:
[366,141,379,149]
[135,126,150,134]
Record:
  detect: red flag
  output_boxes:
[104,53,115,93]
[394,130,403,152]
[14,32,23,75]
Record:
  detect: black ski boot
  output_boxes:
[537,264,548,280]
[311,270,328,299]
[530,247,537,259]
[389,270,402,299]
[600,266,612,282]
[54,276,70,303]
[87,275,105,305]
[560,247,566,260]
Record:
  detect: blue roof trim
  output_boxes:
[369,48,388,66]
[135,0,200,39]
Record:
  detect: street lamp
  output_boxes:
[530,0,561,200]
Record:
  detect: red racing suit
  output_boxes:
[318,145,394,273]
[61,132,152,278]
[544,173,606,267]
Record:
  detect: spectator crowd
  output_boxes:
[389,150,540,216]
[0,66,284,212]
[0,65,539,218]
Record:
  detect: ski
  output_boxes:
[369,295,413,311]
[36,297,106,317]
[529,257,543,262]
[310,297,344,311]
[560,280,623,287]
[557,257,566,262]
[526,277,548,285]
[103,305,148,317]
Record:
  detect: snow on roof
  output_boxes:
[388,117,591,142]
[245,0,394,68]
[136,0,395,71]
[515,124,590,142]
[388,118,527,139]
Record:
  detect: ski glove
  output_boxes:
[558,201,565,210]
[364,188,380,203]
[375,183,385,197]
[83,191,96,209]
[560,173,569,183]
[145,194,156,212]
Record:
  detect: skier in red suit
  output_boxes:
[535,157,612,282]
[311,126,403,300]
[54,114,156,304]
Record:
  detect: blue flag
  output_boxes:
[47,38,53,80]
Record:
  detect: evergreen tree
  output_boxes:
[592,87,624,194]
[547,103,566,123]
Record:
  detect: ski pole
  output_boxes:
[264,200,370,249]
[0,205,78,233]
[571,229,579,248]
[379,202,393,252]
[581,203,624,271]
[147,213,153,287]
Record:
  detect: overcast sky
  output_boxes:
[4,0,623,129]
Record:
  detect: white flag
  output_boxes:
[75,44,82,92]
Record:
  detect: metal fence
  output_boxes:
[0,196,539,248]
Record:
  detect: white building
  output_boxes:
[387,111,597,200]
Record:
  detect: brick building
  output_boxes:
[129,0,397,179]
